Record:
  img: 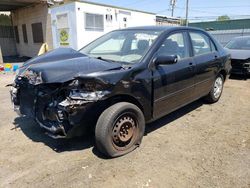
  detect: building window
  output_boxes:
[106,14,113,22]
[85,13,104,31]
[31,22,44,43]
[22,24,28,43]
[14,26,19,43]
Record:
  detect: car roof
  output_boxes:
[120,26,206,32]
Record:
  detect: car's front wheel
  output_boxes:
[205,74,224,103]
[95,102,145,158]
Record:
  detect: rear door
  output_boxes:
[189,31,218,98]
[153,31,196,119]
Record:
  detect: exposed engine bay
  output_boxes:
[10,74,112,138]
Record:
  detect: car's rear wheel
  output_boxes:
[205,74,224,103]
[95,102,145,158]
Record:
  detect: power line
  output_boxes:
[189,15,250,19]
[156,9,171,14]
[121,0,153,7]
[156,6,222,16]
[191,5,250,9]
[175,7,230,16]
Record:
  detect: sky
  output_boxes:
[86,0,250,22]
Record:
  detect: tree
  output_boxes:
[0,14,11,26]
[217,15,230,21]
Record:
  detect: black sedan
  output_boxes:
[225,36,250,79]
[9,26,231,157]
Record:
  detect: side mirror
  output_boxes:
[154,55,178,66]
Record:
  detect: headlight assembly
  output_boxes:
[23,69,43,85]
[68,78,111,101]
[69,90,110,101]
[68,79,108,91]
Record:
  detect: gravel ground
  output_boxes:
[0,73,249,188]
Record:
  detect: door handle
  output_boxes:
[188,62,194,70]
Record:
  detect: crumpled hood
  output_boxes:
[18,48,122,83]
[225,48,250,60]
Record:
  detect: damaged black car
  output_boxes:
[225,36,250,79]
[9,26,231,157]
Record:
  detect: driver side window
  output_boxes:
[157,32,189,59]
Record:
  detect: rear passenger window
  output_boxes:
[157,33,189,59]
[190,32,211,56]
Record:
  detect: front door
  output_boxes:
[153,32,195,119]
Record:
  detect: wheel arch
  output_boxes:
[218,69,227,81]
[103,94,145,115]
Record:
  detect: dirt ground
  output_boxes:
[0,73,249,188]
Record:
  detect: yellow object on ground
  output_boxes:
[0,46,3,64]
[5,63,12,69]
[38,43,49,56]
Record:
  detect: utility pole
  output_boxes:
[185,0,189,26]
[170,0,177,17]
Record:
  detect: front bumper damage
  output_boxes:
[10,78,111,139]
[35,98,93,139]
[231,59,250,75]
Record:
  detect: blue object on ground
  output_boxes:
[4,68,11,72]
[13,65,19,72]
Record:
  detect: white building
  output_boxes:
[50,1,156,51]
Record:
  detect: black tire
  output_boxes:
[95,102,145,158]
[204,74,224,103]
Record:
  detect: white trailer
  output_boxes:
[50,1,156,50]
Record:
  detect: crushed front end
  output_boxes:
[231,58,250,76]
[10,73,112,139]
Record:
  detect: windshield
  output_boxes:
[225,37,250,50]
[79,30,163,64]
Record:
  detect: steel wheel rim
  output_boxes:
[112,113,138,151]
[213,77,223,99]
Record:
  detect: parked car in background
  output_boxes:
[225,36,250,79]
[9,26,231,157]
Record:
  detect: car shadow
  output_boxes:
[13,117,94,153]
[145,99,203,135]
[12,99,204,158]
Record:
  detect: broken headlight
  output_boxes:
[68,79,111,101]
[68,79,106,91]
[22,69,43,85]
[69,90,110,101]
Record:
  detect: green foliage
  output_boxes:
[180,19,188,26]
[0,14,11,26]
[217,15,230,21]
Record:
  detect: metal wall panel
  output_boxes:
[210,29,250,46]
